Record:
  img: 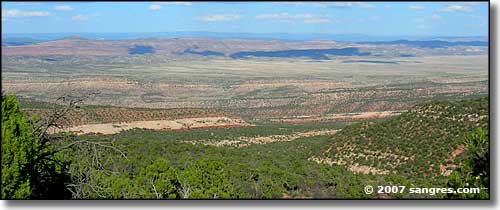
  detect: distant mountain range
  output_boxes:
[1,35,488,59]
[358,40,488,48]
[2,31,488,42]
[2,37,45,46]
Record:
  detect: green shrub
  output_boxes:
[447,128,489,199]
[1,94,70,199]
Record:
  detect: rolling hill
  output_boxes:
[1,36,488,58]
[2,37,43,46]
[359,40,488,48]
[310,97,488,179]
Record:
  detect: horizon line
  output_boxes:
[1,31,488,38]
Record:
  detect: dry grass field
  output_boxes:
[2,55,488,124]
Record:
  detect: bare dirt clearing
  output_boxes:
[308,156,391,175]
[439,144,466,176]
[271,111,403,123]
[184,129,339,147]
[49,117,251,135]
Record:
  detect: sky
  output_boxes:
[1,1,489,36]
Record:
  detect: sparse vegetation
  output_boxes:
[1,35,489,200]
[317,97,488,178]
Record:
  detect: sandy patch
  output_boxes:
[440,144,466,176]
[49,117,251,135]
[271,111,403,123]
[348,165,390,175]
[185,129,339,148]
[308,156,391,175]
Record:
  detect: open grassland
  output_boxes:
[2,55,488,122]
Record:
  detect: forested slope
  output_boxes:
[313,97,488,179]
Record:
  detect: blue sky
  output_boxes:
[1,2,489,36]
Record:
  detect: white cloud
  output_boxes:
[256,13,307,20]
[282,2,330,8]
[71,13,100,21]
[358,3,375,9]
[14,2,42,6]
[2,9,51,18]
[441,5,471,12]
[149,4,162,11]
[156,2,192,6]
[303,18,332,24]
[71,14,88,21]
[414,14,442,23]
[198,14,240,22]
[461,2,487,5]
[255,13,332,24]
[431,14,442,20]
[283,2,374,9]
[306,3,328,8]
[409,5,425,10]
[149,2,191,10]
[54,5,74,11]
[333,2,375,9]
